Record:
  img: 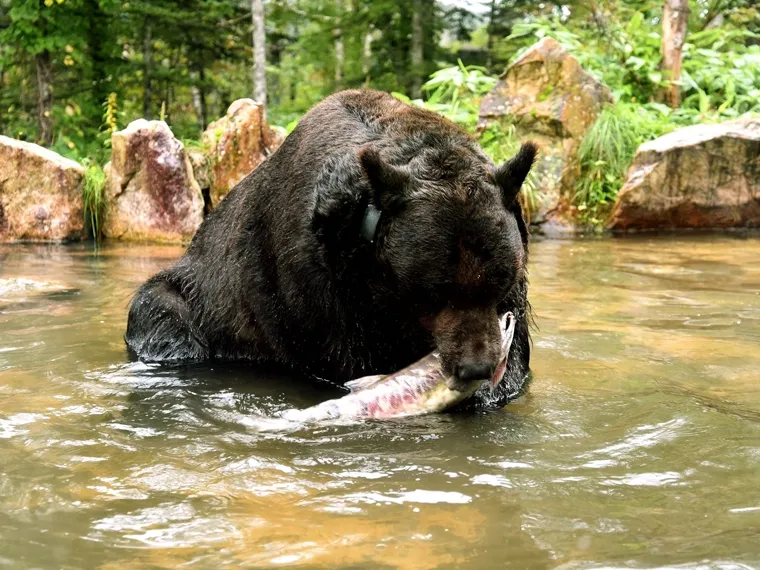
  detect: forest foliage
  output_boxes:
[1,0,758,219]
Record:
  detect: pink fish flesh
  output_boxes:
[279,312,516,422]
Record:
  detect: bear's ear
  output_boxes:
[494,142,538,207]
[358,146,409,212]
[312,153,369,250]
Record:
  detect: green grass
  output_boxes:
[574,102,674,224]
[81,161,106,243]
[181,137,206,150]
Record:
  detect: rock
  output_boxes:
[479,37,613,224]
[0,277,79,300]
[187,147,212,193]
[104,120,204,243]
[0,136,85,242]
[187,147,212,215]
[202,99,284,207]
[608,118,760,231]
[533,217,587,238]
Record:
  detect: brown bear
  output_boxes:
[125,89,536,409]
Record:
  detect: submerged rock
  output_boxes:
[202,99,284,208]
[0,136,85,242]
[0,277,79,300]
[104,120,204,243]
[479,37,613,225]
[608,118,760,231]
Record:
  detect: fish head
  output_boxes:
[490,312,516,388]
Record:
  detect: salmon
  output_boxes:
[279,312,516,422]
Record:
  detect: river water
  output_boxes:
[1,236,759,569]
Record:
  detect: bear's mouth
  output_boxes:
[445,350,507,393]
[442,312,516,392]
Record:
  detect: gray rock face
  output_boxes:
[608,118,760,230]
[103,120,204,243]
[0,136,86,242]
[479,37,613,224]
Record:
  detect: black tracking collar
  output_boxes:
[360,203,382,243]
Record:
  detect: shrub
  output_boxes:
[573,102,675,222]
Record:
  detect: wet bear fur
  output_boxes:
[125,89,536,409]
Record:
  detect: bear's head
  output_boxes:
[355,139,537,387]
[311,126,536,385]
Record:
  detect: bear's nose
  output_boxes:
[457,362,494,382]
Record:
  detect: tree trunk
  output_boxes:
[164,84,172,123]
[486,0,496,71]
[334,20,344,90]
[288,23,298,103]
[35,50,53,146]
[191,86,203,128]
[163,49,179,124]
[334,0,352,91]
[142,19,153,120]
[252,0,267,116]
[198,85,207,130]
[270,41,282,106]
[85,0,109,117]
[660,0,690,108]
[410,0,424,98]
[362,25,375,86]
[334,32,344,90]
[191,68,208,130]
[219,89,232,119]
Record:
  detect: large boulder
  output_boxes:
[479,37,613,224]
[201,99,285,208]
[104,120,204,243]
[0,136,85,242]
[608,118,760,230]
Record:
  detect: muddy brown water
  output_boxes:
[1,236,759,569]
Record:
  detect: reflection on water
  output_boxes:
[1,236,760,569]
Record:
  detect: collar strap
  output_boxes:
[360,202,382,243]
